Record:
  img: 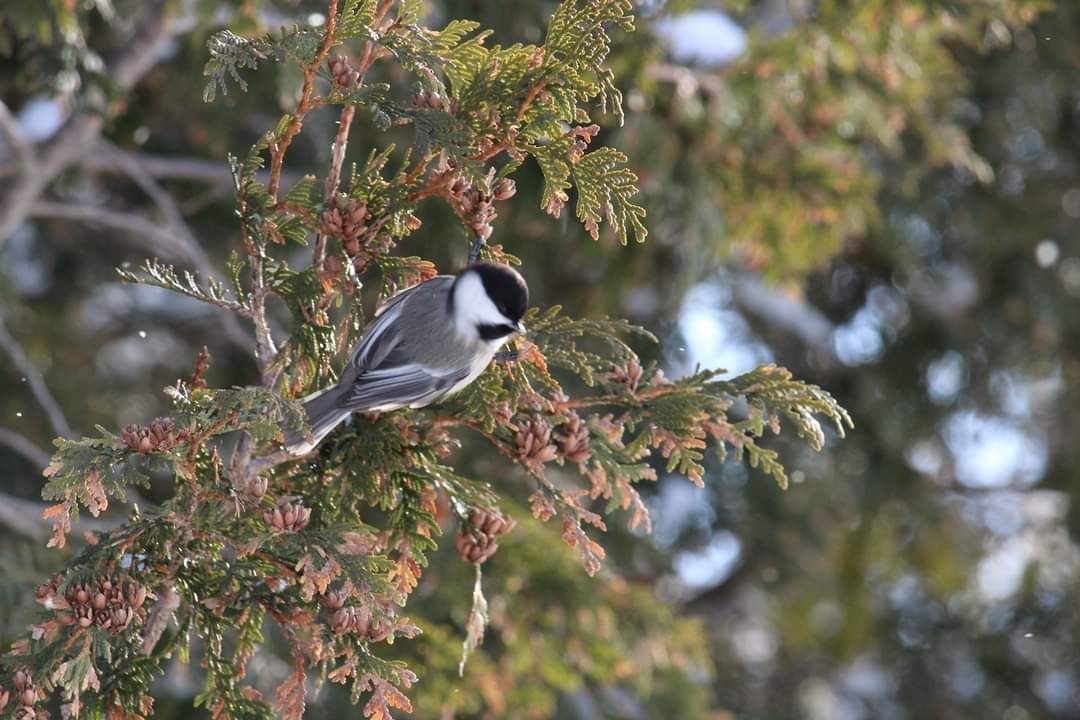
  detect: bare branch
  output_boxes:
[73,151,302,193]
[0,489,121,542]
[313,105,356,272]
[0,310,76,439]
[102,142,191,231]
[30,201,204,266]
[0,99,32,168]
[313,26,389,271]
[248,0,343,382]
[247,449,294,477]
[29,201,256,350]
[239,201,278,381]
[141,581,181,655]
[728,271,839,367]
[0,490,54,541]
[266,0,341,202]
[0,8,193,243]
[0,426,51,469]
[97,144,256,349]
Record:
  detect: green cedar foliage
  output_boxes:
[1,1,850,718]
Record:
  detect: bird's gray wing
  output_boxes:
[340,359,470,412]
[349,299,405,371]
[349,276,455,370]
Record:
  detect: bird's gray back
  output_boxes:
[390,276,469,369]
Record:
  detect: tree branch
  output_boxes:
[313,22,390,272]
[313,105,356,272]
[75,151,301,193]
[0,310,76,439]
[0,490,55,541]
[0,7,193,243]
[29,201,255,329]
[238,197,278,382]
[0,99,32,169]
[30,201,206,267]
[266,0,341,201]
[248,0,343,383]
[141,580,181,655]
[727,271,838,367]
[0,490,116,542]
[0,426,51,469]
[96,144,256,350]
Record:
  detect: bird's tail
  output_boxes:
[283,384,352,454]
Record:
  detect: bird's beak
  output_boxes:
[515,321,527,334]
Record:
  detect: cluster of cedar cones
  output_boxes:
[264,498,312,533]
[121,417,184,454]
[455,509,517,564]
[35,574,148,636]
[323,586,396,641]
[0,670,45,720]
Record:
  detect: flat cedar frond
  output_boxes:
[371,255,439,300]
[202,30,272,101]
[525,305,655,384]
[42,431,159,547]
[543,0,635,122]
[572,147,648,244]
[170,385,307,444]
[336,0,379,40]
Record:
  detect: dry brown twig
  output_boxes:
[266,1,342,202]
[312,5,394,276]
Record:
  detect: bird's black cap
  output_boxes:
[469,262,529,321]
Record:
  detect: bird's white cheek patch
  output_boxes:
[453,272,513,338]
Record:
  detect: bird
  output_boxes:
[284,262,528,453]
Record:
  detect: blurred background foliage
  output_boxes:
[2,0,1079,717]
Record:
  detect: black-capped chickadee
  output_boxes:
[284,262,528,453]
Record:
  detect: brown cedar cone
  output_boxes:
[238,474,269,499]
[514,417,558,469]
[493,177,516,200]
[603,358,643,392]
[322,587,349,611]
[366,616,394,642]
[122,417,181,454]
[412,89,448,110]
[555,412,591,465]
[490,401,515,427]
[62,577,147,634]
[338,198,371,255]
[264,499,311,533]
[445,173,513,242]
[12,671,38,710]
[320,206,344,237]
[328,604,383,639]
[455,509,516,564]
[329,54,359,90]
